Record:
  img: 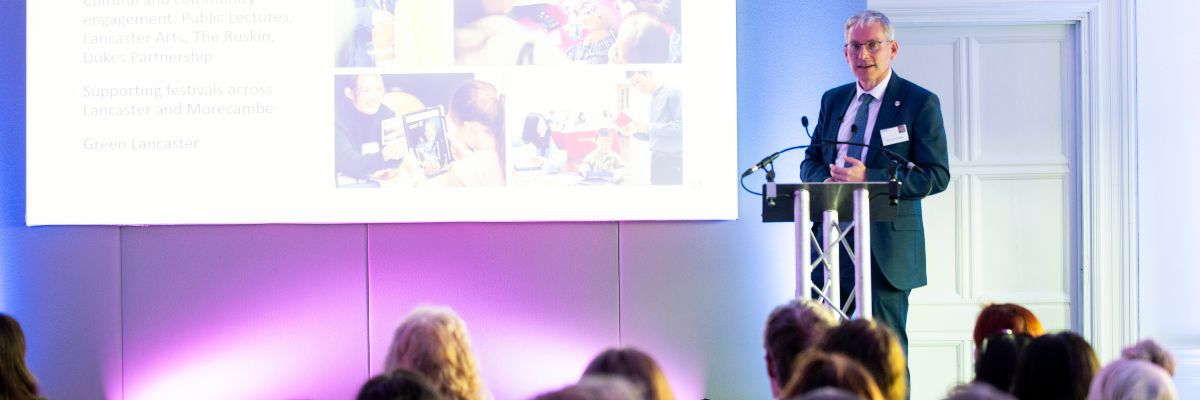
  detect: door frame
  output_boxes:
[871,0,1138,361]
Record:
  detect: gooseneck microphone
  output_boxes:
[739,117,816,195]
[741,116,815,178]
[742,152,781,178]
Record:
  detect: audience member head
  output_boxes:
[1121,339,1176,376]
[343,74,387,115]
[384,306,485,400]
[819,319,906,400]
[763,300,838,397]
[534,376,643,400]
[1010,331,1099,400]
[945,382,1017,400]
[582,347,673,400]
[1087,359,1177,400]
[972,303,1044,352]
[356,369,445,400]
[611,13,671,64]
[791,387,864,400]
[0,314,39,400]
[780,350,883,400]
[973,330,1033,393]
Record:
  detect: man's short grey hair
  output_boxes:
[844,10,895,43]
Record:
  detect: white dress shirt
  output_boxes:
[836,69,893,166]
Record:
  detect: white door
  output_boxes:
[890,23,1079,398]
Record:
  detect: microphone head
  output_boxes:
[801,116,809,127]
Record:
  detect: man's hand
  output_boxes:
[829,156,866,182]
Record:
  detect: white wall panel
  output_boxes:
[909,339,969,399]
[977,176,1068,298]
[977,29,1070,163]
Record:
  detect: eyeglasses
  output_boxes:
[845,40,893,54]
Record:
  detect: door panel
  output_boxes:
[892,23,1077,398]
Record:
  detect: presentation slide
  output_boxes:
[26,0,736,225]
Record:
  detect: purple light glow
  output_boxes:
[123,292,366,400]
[474,320,611,398]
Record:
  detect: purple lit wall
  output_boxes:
[119,225,369,400]
[0,1,862,399]
[366,223,620,398]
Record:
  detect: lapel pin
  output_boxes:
[895,100,901,107]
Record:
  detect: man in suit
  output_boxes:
[799,10,951,361]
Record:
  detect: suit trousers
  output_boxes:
[650,152,682,185]
[810,249,911,355]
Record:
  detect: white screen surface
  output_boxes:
[27,0,735,225]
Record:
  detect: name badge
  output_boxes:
[361,141,381,155]
[880,124,909,146]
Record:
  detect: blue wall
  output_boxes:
[1,1,862,398]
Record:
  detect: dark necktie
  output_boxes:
[845,93,874,167]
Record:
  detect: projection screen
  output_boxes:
[26,0,735,225]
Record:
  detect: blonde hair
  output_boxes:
[385,306,486,400]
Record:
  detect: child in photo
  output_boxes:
[578,128,625,183]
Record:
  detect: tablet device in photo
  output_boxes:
[402,106,454,178]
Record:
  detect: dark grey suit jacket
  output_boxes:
[799,73,951,290]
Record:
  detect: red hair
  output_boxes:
[972,303,1045,349]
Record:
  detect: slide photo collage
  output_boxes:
[332,0,685,189]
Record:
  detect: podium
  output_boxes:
[762,182,896,320]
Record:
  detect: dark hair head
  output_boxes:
[973,330,1033,392]
[356,369,445,400]
[763,300,837,392]
[0,314,39,400]
[819,319,906,400]
[521,113,551,150]
[973,304,1044,350]
[781,351,883,400]
[1010,331,1099,400]
[582,348,673,400]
